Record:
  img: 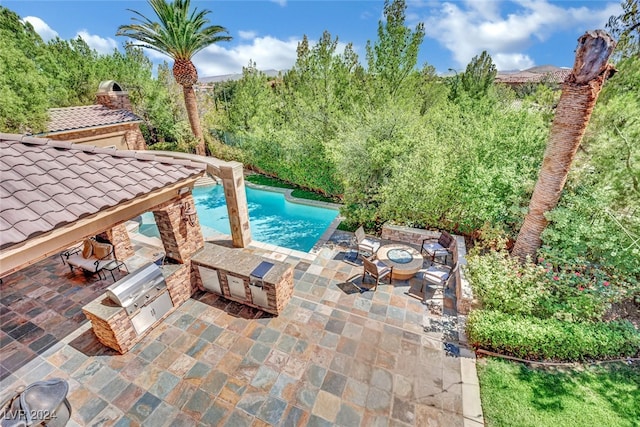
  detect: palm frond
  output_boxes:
[116,0,231,61]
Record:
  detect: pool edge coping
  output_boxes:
[244,182,342,211]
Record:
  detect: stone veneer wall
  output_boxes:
[152,193,204,264]
[96,91,132,111]
[83,304,136,354]
[166,264,194,307]
[381,224,440,245]
[105,223,135,261]
[46,123,147,151]
[381,223,477,315]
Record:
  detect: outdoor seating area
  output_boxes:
[61,238,129,281]
[0,226,479,426]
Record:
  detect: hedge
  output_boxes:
[467,309,640,361]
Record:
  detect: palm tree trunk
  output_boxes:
[182,85,205,156]
[512,30,616,262]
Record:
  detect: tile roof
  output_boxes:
[47,105,141,133]
[0,134,206,250]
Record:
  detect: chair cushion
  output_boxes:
[423,265,451,282]
[66,254,98,271]
[81,239,93,259]
[422,241,446,255]
[91,241,113,260]
[372,259,390,272]
[361,238,381,252]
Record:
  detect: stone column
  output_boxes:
[219,162,251,248]
[124,124,147,150]
[153,193,204,264]
[105,223,135,261]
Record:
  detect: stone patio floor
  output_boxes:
[0,233,483,426]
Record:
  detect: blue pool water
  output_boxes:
[139,185,339,252]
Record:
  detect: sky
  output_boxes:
[1,0,623,76]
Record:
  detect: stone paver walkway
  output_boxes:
[0,235,481,426]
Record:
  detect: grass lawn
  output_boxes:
[477,357,640,427]
[245,174,338,204]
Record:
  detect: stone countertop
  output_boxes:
[83,264,186,321]
[191,243,291,286]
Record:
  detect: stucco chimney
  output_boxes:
[96,80,132,111]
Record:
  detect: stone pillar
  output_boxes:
[105,223,135,260]
[153,193,204,264]
[124,124,147,150]
[219,162,251,248]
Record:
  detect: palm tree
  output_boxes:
[511,30,616,262]
[117,0,231,156]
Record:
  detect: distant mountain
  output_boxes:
[524,64,570,74]
[199,69,282,83]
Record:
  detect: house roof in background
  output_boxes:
[495,65,572,85]
[0,134,206,250]
[47,105,142,133]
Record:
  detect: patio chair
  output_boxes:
[421,231,455,265]
[362,256,393,291]
[420,262,459,301]
[354,226,381,257]
[62,238,118,280]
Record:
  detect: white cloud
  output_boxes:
[418,0,622,70]
[493,53,535,70]
[271,0,287,6]
[76,30,117,55]
[238,30,257,40]
[191,35,351,77]
[193,36,301,76]
[22,16,58,41]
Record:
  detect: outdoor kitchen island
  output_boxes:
[82,263,190,354]
[191,243,294,316]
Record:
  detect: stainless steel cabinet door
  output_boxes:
[198,265,222,294]
[131,291,173,335]
[227,274,246,300]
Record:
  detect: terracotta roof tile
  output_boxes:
[0,134,206,250]
[47,105,141,133]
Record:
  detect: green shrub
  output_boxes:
[467,310,640,361]
[465,249,546,316]
[466,249,624,322]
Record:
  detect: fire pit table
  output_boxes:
[376,244,423,280]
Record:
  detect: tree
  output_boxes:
[365,0,425,102]
[0,7,49,132]
[512,30,617,262]
[606,0,639,59]
[117,0,231,156]
[450,50,497,101]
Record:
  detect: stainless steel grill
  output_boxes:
[106,262,172,335]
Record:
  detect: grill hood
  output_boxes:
[106,262,166,314]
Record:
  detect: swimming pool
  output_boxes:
[139,185,339,252]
